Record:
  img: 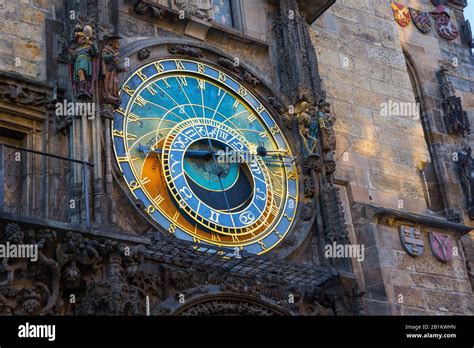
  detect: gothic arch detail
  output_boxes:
[402,47,451,216]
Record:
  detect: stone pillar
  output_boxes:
[273,0,351,270]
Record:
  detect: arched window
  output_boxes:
[404,50,449,216]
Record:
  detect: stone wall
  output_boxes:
[312,0,474,315]
[312,0,431,216]
[0,0,60,80]
[116,1,273,84]
[353,209,472,315]
[396,0,474,224]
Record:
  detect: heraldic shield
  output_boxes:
[399,226,424,257]
[429,232,453,263]
[391,2,411,27]
[409,8,432,34]
[431,5,459,40]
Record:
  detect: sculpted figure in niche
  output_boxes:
[100,35,127,106]
[317,100,337,173]
[458,144,474,218]
[69,26,98,99]
[296,100,318,159]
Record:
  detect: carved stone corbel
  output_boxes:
[217,57,260,88]
[168,44,203,58]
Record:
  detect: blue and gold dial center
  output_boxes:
[183,139,252,212]
[183,140,240,192]
[162,118,272,234]
[112,58,299,255]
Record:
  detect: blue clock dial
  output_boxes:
[112,58,299,254]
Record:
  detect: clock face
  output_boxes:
[112,58,299,254]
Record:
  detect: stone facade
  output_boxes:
[0,0,62,79]
[313,0,473,314]
[0,0,471,316]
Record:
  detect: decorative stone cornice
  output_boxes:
[351,202,472,234]
[0,219,361,316]
[0,71,56,108]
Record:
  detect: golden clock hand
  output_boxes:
[255,144,296,163]
[138,144,213,159]
[206,138,232,213]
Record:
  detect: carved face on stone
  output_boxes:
[64,263,81,285]
[111,39,120,50]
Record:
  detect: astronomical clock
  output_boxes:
[112,58,299,255]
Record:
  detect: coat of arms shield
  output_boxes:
[429,232,453,263]
[399,226,424,257]
[431,5,459,40]
[391,2,411,27]
[409,8,432,34]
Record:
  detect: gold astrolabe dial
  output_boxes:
[112,58,299,254]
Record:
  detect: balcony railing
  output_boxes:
[0,143,93,226]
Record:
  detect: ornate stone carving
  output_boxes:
[133,1,165,19]
[0,82,49,106]
[439,66,456,98]
[179,300,276,316]
[168,44,203,58]
[320,187,352,271]
[175,0,213,21]
[75,280,145,315]
[458,144,474,219]
[134,1,150,15]
[137,48,151,61]
[296,99,318,160]
[442,96,470,136]
[338,276,365,316]
[217,57,260,88]
[317,100,337,176]
[242,70,260,88]
[438,68,470,136]
[100,34,127,107]
[274,0,324,106]
[0,223,355,316]
[217,57,239,72]
[0,225,61,315]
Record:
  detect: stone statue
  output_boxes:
[296,100,318,158]
[439,67,456,99]
[69,27,98,99]
[458,144,474,218]
[317,100,337,173]
[100,34,127,106]
[175,0,213,21]
[439,68,471,136]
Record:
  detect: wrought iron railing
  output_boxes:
[145,235,338,288]
[0,143,93,226]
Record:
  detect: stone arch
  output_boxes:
[402,46,449,215]
[171,293,291,316]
